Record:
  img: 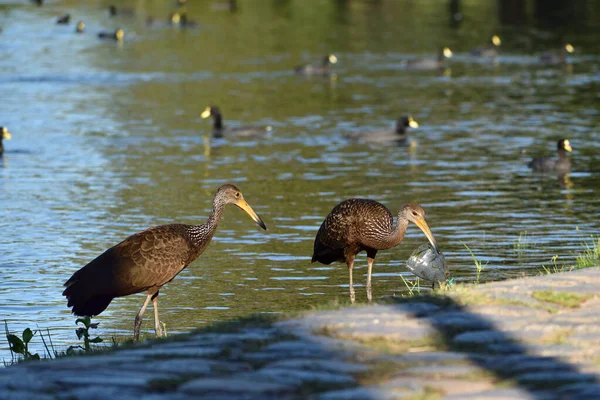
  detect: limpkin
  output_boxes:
[471,35,501,58]
[405,47,453,70]
[312,200,439,303]
[295,54,338,76]
[98,28,124,41]
[528,138,572,174]
[201,106,272,138]
[63,184,267,341]
[0,126,12,156]
[539,43,575,65]
[348,116,419,144]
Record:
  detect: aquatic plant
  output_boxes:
[4,322,40,362]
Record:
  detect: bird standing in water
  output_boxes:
[312,200,439,303]
[528,138,572,174]
[539,43,575,65]
[63,184,267,341]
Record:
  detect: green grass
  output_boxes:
[575,236,600,269]
[532,290,592,309]
[462,243,487,283]
[513,231,536,254]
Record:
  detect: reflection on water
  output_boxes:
[0,0,599,359]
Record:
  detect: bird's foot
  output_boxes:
[155,321,167,337]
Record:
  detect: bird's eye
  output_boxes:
[412,211,418,216]
[235,192,240,198]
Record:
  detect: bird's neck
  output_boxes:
[558,149,569,159]
[213,115,223,130]
[395,123,407,135]
[377,216,408,249]
[188,203,225,248]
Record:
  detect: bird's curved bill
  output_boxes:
[2,130,11,140]
[201,107,212,119]
[408,117,419,129]
[415,219,439,252]
[564,140,572,152]
[235,199,267,230]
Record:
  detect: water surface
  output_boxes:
[1,0,599,359]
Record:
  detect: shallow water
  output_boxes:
[1,0,599,359]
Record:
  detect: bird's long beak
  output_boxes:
[201,107,212,119]
[564,140,572,153]
[414,218,439,252]
[2,130,11,140]
[408,117,419,129]
[235,199,267,230]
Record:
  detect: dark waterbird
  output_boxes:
[56,14,70,24]
[108,5,134,17]
[98,28,124,41]
[347,116,418,143]
[312,200,439,303]
[528,138,572,174]
[295,54,338,76]
[405,47,453,70]
[201,106,272,138]
[471,35,501,58]
[0,126,12,156]
[539,43,575,65]
[63,184,267,341]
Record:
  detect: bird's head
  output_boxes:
[442,47,453,59]
[115,29,125,41]
[76,21,85,33]
[558,139,572,153]
[492,35,501,47]
[565,43,575,54]
[402,203,439,252]
[1,127,11,140]
[201,106,221,120]
[326,54,338,65]
[215,184,267,230]
[401,116,419,129]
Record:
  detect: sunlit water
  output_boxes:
[1,0,599,360]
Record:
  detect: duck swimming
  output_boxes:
[295,54,338,76]
[201,106,272,138]
[528,138,572,174]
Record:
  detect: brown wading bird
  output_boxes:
[63,184,267,341]
[312,200,439,303]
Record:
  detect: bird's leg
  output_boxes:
[152,291,166,338]
[366,256,375,302]
[347,256,355,304]
[133,294,153,342]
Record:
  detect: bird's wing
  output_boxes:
[112,225,191,290]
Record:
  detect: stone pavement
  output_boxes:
[2,267,600,399]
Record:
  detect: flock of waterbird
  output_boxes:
[1,2,579,341]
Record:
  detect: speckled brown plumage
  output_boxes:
[63,184,266,340]
[312,199,439,302]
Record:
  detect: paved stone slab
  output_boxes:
[445,387,555,399]
[116,346,222,358]
[264,358,369,373]
[405,363,485,378]
[56,386,143,400]
[253,367,355,387]
[116,358,252,376]
[317,386,414,400]
[0,391,55,400]
[179,377,292,395]
[453,330,510,345]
